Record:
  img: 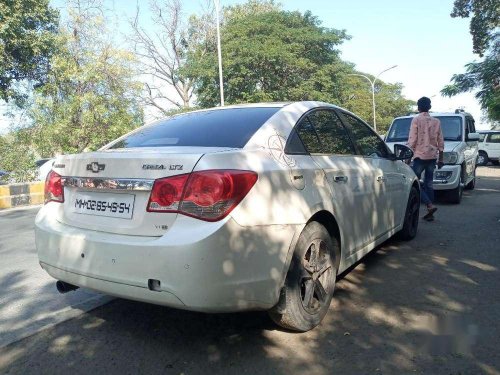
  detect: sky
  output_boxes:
[0,0,491,133]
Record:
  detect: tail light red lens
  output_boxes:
[44,170,64,203]
[147,170,258,221]
[147,174,189,212]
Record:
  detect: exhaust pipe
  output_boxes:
[56,280,79,294]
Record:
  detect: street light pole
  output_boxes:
[214,0,224,106]
[348,65,397,133]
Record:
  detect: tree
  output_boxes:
[450,0,499,56]
[342,76,414,134]
[0,131,38,182]
[129,0,202,116]
[27,1,143,156]
[187,9,350,107]
[443,0,499,124]
[186,5,412,132]
[0,0,59,105]
[442,40,500,122]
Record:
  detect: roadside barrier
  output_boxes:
[0,182,44,209]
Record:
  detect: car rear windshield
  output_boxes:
[386,116,463,142]
[108,107,280,149]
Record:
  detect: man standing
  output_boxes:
[408,97,444,221]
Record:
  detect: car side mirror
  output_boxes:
[393,144,413,161]
[467,132,480,141]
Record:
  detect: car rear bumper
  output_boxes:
[35,205,300,312]
[432,165,461,190]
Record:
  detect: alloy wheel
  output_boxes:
[299,239,334,314]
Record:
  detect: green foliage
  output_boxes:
[187,9,350,107]
[450,0,499,56]
[0,132,37,183]
[27,6,144,156]
[343,76,415,134]
[445,1,499,123]
[442,41,500,122]
[0,0,59,104]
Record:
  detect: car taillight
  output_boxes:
[44,170,64,203]
[147,174,189,212]
[147,170,258,221]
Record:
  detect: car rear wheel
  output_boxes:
[269,221,338,332]
[397,186,420,240]
[477,151,488,166]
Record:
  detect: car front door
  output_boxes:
[291,109,372,256]
[339,111,407,239]
[464,117,479,180]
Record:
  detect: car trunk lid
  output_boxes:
[52,147,231,236]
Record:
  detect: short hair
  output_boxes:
[417,97,432,112]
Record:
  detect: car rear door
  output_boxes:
[290,108,375,256]
[339,111,407,238]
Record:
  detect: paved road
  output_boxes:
[0,206,111,349]
[0,167,499,374]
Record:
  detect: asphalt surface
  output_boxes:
[0,166,499,374]
[0,206,112,349]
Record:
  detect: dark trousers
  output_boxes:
[412,158,436,206]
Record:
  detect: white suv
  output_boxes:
[477,131,500,166]
[385,111,480,204]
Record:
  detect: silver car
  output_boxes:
[386,111,480,204]
[36,102,419,331]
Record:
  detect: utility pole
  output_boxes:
[214,0,224,106]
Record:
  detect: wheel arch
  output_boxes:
[307,210,342,270]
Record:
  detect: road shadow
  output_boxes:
[1,176,499,374]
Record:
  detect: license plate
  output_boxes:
[72,191,135,219]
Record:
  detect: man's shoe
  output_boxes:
[423,207,437,221]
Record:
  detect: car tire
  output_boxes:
[477,151,488,166]
[447,169,463,204]
[269,221,338,332]
[397,186,420,240]
[465,168,476,190]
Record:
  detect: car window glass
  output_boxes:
[386,116,463,142]
[488,134,500,143]
[108,107,280,149]
[341,112,389,158]
[285,129,307,154]
[307,110,355,155]
[295,117,322,153]
[468,118,476,133]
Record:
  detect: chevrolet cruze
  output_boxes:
[36,102,420,331]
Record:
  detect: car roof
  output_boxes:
[393,112,473,120]
[150,101,354,122]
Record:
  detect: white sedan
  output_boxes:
[36,101,419,331]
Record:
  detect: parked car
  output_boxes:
[477,130,500,166]
[36,102,419,332]
[385,111,480,204]
[37,159,55,182]
[0,170,8,185]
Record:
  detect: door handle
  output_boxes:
[293,175,304,180]
[334,175,348,183]
[376,175,387,182]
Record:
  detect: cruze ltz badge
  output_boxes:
[86,162,105,173]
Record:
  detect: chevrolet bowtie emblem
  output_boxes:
[86,162,105,173]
